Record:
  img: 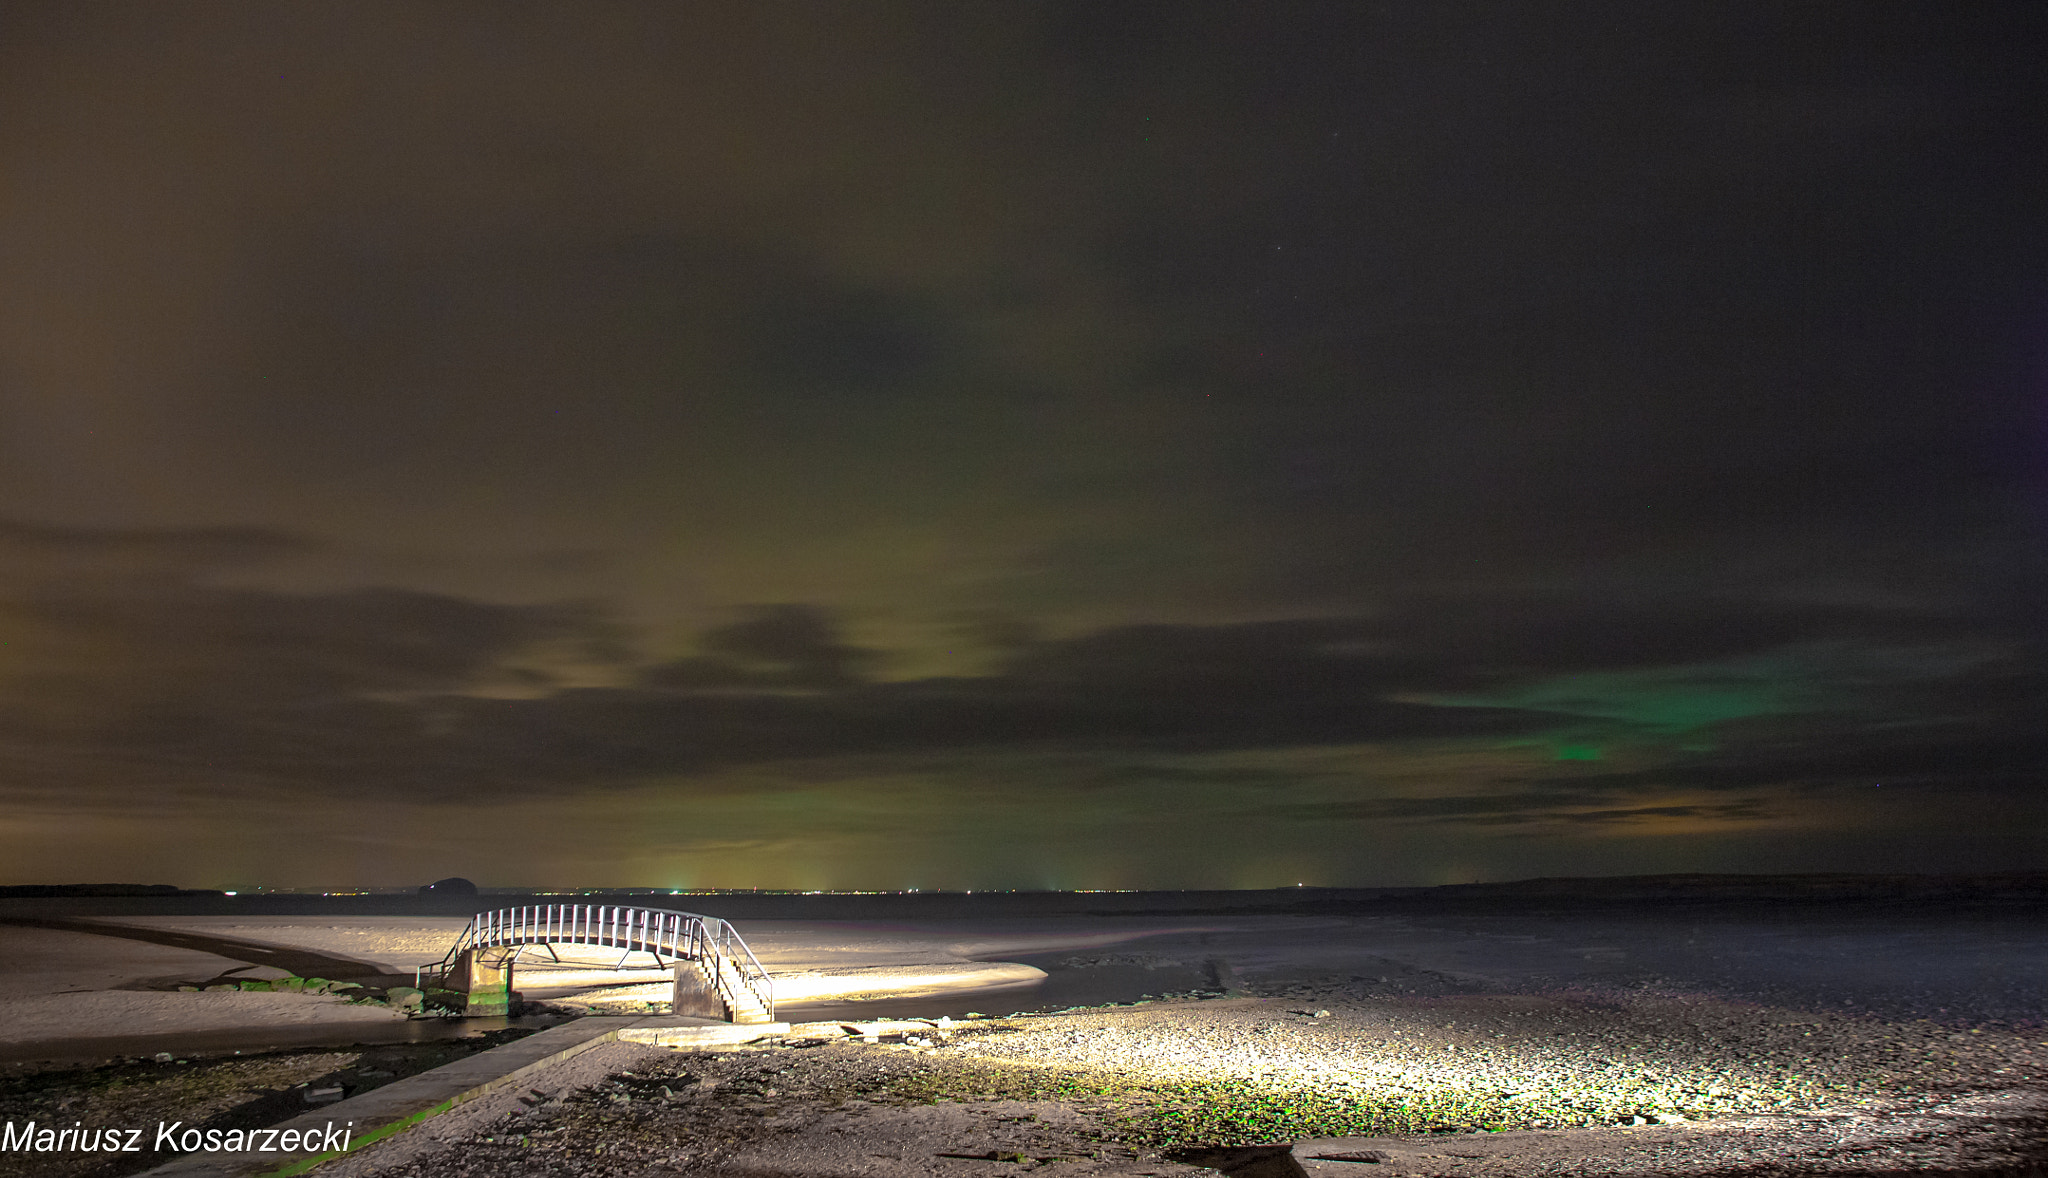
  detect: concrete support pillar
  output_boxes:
[672,958,725,1020]
[453,948,514,1017]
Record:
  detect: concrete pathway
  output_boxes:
[134,1014,789,1178]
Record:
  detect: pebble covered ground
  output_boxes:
[312,972,2046,1176]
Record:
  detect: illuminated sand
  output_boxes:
[87,915,1279,1008]
[513,961,1048,1011]
[0,924,409,1048]
[107,915,475,973]
[0,923,254,998]
[0,914,1239,1047]
[0,989,407,1045]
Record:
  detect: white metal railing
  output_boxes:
[417,904,772,1020]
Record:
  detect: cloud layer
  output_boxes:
[0,514,2039,886]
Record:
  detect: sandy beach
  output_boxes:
[0,888,2043,1175]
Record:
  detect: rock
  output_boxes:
[418,877,479,897]
[154,1052,174,1063]
[422,987,467,1012]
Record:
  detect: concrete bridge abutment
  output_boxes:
[452,947,515,1016]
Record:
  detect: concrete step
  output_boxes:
[616,1020,790,1048]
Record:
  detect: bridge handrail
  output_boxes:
[416,904,772,1020]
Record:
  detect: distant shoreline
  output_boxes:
[3,870,2044,920]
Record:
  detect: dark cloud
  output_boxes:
[221,235,968,494]
[1369,592,1987,690]
[693,604,880,688]
[757,283,943,393]
[0,508,2032,887]
[0,526,625,805]
[10,556,2033,812]
[0,517,305,587]
[995,594,1999,702]
[1285,790,1780,830]
[1542,801,1777,828]
[1560,726,2048,797]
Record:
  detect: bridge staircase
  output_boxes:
[672,953,773,1024]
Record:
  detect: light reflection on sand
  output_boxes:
[0,914,1221,1053]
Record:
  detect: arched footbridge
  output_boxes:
[417,905,773,1023]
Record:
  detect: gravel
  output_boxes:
[308,975,2047,1176]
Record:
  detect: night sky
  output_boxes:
[2,3,2045,890]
